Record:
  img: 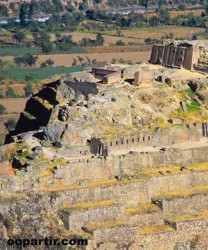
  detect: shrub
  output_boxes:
[5,87,16,98]
[0,104,6,115]
[24,82,33,97]
[25,74,35,82]
[4,118,17,131]
[115,40,125,46]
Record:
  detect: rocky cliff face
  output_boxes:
[8,65,208,147]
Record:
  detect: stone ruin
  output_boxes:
[149,40,208,73]
[149,41,199,70]
[90,123,208,157]
[1,44,208,249]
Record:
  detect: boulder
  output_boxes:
[43,123,66,142]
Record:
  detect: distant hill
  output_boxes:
[0,0,205,10]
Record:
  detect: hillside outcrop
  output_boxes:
[1,59,208,249]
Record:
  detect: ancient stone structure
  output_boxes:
[149,42,200,70]
[92,67,122,84]
[90,123,208,156]
[134,70,153,85]
[1,47,208,249]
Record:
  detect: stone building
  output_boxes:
[149,42,200,71]
[92,67,122,84]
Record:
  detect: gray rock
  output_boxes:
[53,141,62,148]
[43,123,66,142]
[40,140,52,147]
[32,146,42,153]
[28,152,39,160]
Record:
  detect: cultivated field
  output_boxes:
[0,98,27,114]
[3,50,151,67]
[147,9,204,19]
[50,25,205,46]
[0,84,25,96]
[50,32,141,45]
[0,98,27,144]
[106,26,205,42]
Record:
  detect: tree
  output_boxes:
[14,54,38,67]
[12,31,25,44]
[95,33,104,46]
[0,4,9,16]
[72,58,77,66]
[24,82,33,97]
[4,118,17,132]
[115,40,125,46]
[45,59,54,67]
[57,35,74,51]
[41,42,54,53]
[0,104,6,115]
[52,0,64,13]
[5,87,16,98]
[14,56,24,67]
[41,59,54,67]
[19,2,28,27]
[158,8,170,25]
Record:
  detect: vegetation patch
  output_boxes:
[85,220,126,230]
[0,46,86,57]
[152,185,208,202]
[61,200,116,210]
[36,158,67,181]
[139,161,208,177]
[126,203,160,215]
[3,141,28,161]
[139,224,174,235]
[2,66,84,81]
[169,210,208,223]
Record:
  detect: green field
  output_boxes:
[2,66,84,81]
[0,46,86,56]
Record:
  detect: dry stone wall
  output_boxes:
[50,145,208,187]
[139,219,208,250]
[159,193,208,217]
[46,171,208,209]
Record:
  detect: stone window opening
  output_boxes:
[121,139,124,145]
[127,139,129,144]
[132,139,134,143]
[110,142,112,146]
[143,137,145,141]
[116,141,118,145]
[148,136,151,141]
[98,145,102,155]
[138,138,139,142]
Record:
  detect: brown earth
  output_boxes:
[3,50,151,67]
[0,84,26,96]
[0,98,27,143]
[0,98,27,114]
[0,114,20,143]
[147,9,204,19]
[106,26,204,41]
[84,45,151,53]
[49,32,141,45]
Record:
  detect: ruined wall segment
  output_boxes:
[90,123,208,157]
[149,41,200,71]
